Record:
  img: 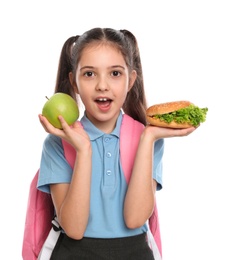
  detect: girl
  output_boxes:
[38,28,196,260]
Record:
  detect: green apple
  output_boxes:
[42,93,79,129]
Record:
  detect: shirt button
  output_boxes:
[106,170,111,176]
[104,137,110,142]
[106,152,112,158]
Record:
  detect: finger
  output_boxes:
[58,115,72,131]
[38,114,50,132]
[172,127,196,137]
[39,114,63,135]
[72,121,83,129]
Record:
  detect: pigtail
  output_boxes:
[54,36,80,100]
[120,30,148,126]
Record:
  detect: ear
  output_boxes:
[69,72,79,94]
[128,70,137,91]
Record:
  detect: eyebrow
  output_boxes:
[80,65,126,71]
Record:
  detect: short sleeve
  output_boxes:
[37,134,73,193]
[153,138,164,191]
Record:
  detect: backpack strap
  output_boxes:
[119,114,145,183]
[62,139,76,169]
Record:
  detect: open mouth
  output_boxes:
[95,98,112,107]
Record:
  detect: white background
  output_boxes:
[1,1,226,259]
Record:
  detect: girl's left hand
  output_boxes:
[144,124,197,141]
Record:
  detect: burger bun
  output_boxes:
[146,101,193,129]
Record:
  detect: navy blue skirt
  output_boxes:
[50,232,154,260]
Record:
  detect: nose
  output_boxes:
[95,76,109,91]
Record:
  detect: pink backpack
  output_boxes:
[22,114,162,259]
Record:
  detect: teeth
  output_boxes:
[98,98,108,101]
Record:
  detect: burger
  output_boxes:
[146,101,208,128]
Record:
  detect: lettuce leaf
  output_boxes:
[154,104,208,126]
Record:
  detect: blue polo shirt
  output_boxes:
[37,111,164,238]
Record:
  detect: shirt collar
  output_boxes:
[80,111,123,141]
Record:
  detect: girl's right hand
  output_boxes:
[38,114,91,153]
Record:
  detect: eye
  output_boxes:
[111,71,121,77]
[84,71,94,77]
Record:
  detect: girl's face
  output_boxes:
[72,43,136,133]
